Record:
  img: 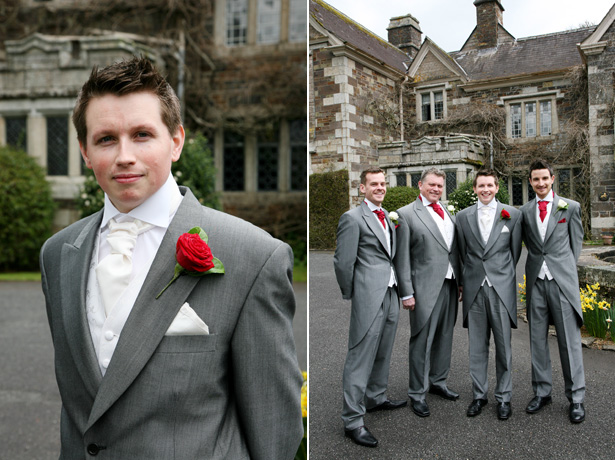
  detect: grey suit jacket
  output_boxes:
[520,193,584,325]
[333,202,397,349]
[40,187,303,460]
[394,197,460,336]
[456,202,522,328]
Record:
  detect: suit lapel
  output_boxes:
[484,202,506,253]
[544,193,561,243]
[61,213,105,398]
[415,198,448,251]
[525,198,542,244]
[361,203,390,257]
[386,211,396,257]
[467,205,484,248]
[86,188,203,429]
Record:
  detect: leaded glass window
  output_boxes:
[445,171,456,199]
[525,102,536,137]
[289,0,306,42]
[223,132,245,191]
[47,115,68,176]
[511,104,521,138]
[434,91,444,120]
[540,100,552,136]
[6,116,27,151]
[258,128,279,191]
[290,119,306,191]
[227,0,248,46]
[257,0,281,44]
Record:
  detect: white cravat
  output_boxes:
[96,218,153,315]
[479,206,493,243]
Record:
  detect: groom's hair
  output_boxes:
[72,56,182,146]
[360,167,385,185]
[528,159,554,178]
[473,169,498,187]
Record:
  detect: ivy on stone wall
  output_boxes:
[309,169,349,250]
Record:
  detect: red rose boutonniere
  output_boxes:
[501,209,511,220]
[156,227,224,299]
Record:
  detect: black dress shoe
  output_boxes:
[466,399,488,417]
[345,426,378,447]
[367,399,408,412]
[497,402,512,420]
[569,403,585,423]
[525,396,552,414]
[411,399,430,417]
[428,386,459,401]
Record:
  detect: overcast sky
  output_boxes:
[323,0,614,52]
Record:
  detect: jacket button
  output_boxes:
[87,444,102,456]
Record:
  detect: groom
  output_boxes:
[456,170,521,420]
[40,57,303,458]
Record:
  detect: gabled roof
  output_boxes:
[579,3,615,59]
[451,27,594,83]
[408,37,467,83]
[309,0,409,73]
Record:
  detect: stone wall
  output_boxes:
[586,22,615,237]
[310,42,402,206]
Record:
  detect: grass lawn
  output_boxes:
[1,268,307,284]
[0,272,41,282]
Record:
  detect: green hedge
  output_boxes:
[309,169,349,250]
[0,146,55,271]
[382,186,420,212]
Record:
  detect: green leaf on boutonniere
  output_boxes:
[156,226,224,299]
[556,199,569,212]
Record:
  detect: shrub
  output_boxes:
[580,282,613,339]
[77,130,220,218]
[447,177,510,213]
[309,169,349,250]
[382,186,420,212]
[0,145,55,271]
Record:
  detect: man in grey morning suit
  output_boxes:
[394,167,460,418]
[40,58,303,459]
[456,170,522,420]
[520,159,586,423]
[334,167,406,448]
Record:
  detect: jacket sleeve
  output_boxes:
[569,201,584,262]
[232,242,303,460]
[393,210,414,298]
[333,212,359,300]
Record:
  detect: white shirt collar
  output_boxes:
[477,199,497,211]
[537,190,554,203]
[364,199,382,212]
[101,173,182,230]
[420,194,439,207]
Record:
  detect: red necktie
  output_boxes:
[538,200,548,222]
[373,209,386,229]
[430,202,444,219]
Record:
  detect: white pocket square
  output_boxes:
[165,302,209,336]
[501,226,510,233]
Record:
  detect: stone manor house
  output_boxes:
[310,0,615,237]
[0,0,307,238]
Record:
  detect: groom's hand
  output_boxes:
[402,298,415,311]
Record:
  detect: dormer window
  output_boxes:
[418,88,446,122]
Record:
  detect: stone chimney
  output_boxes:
[474,0,504,49]
[387,14,422,59]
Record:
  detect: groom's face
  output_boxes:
[80,91,184,213]
[473,175,499,205]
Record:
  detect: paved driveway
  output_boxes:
[309,250,615,460]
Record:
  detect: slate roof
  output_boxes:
[309,0,409,73]
[452,27,595,82]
